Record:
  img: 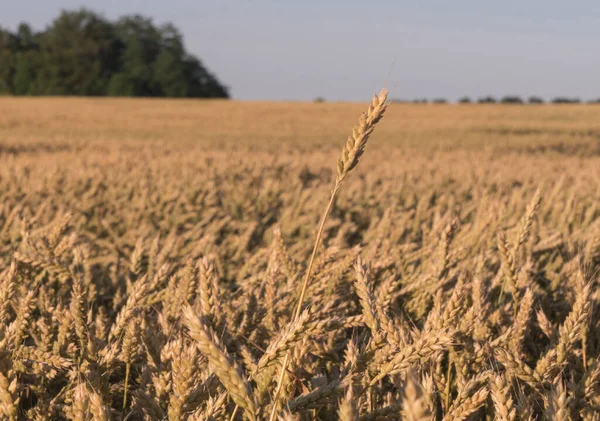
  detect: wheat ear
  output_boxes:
[183,306,258,421]
[490,374,516,421]
[402,369,433,421]
[268,89,388,421]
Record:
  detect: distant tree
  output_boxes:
[313,97,325,103]
[551,97,581,104]
[528,96,544,104]
[432,98,447,104]
[153,24,190,97]
[0,27,18,93]
[500,96,524,104]
[588,98,600,104]
[34,10,120,95]
[477,96,497,104]
[107,72,136,96]
[183,56,229,98]
[458,96,471,104]
[17,23,34,47]
[0,9,229,98]
[412,98,428,104]
[13,52,39,95]
[111,15,161,96]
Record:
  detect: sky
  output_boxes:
[3,0,600,101]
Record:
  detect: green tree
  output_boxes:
[37,10,120,95]
[11,24,41,95]
[500,96,524,104]
[0,28,18,93]
[13,52,39,95]
[184,56,229,98]
[552,97,581,104]
[153,24,189,97]
[113,15,162,96]
[17,23,34,48]
[0,9,229,98]
[477,96,497,104]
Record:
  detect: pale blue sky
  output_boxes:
[3,1,600,101]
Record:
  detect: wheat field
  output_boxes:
[0,94,599,420]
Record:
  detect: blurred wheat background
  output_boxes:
[0,96,599,420]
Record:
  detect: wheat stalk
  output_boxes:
[268,89,387,421]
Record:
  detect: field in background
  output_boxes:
[0,98,599,420]
[2,98,600,151]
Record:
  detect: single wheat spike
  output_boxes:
[268,89,388,421]
[88,389,110,421]
[168,344,197,421]
[370,331,453,385]
[253,309,311,375]
[0,262,17,327]
[402,369,433,421]
[442,386,489,421]
[69,383,89,421]
[536,308,558,342]
[286,379,343,411]
[183,306,258,421]
[69,277,88,359]
[536,282,591,380]
[109,274,149,341]
[490,374,516,421]
[199,256,218,326]
[336,90,388,182]
[513,188,542,257]
[497,230,518,304]
[546,382,569,421]
[10,290,35,346]
[337,387,358,421]
[120,318,140,411]
[353,258,380,333]
[508,288,534,354]
[0,372,18,421]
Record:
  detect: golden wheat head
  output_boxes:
[336,89,388,182]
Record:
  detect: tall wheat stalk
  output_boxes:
[268,89,388,421]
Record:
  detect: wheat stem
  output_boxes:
[269,183,339,421]
[123,362,130,413]
[268,89,387,421]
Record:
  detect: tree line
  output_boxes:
[391,96,600,104]
[0,9,229,98]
